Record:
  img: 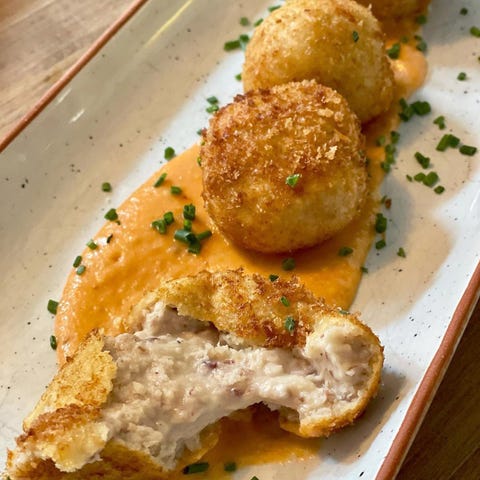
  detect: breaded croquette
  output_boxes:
[200,80,368,254]
[242,0,394,123]
[355,0,431,20]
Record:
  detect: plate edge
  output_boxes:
[0,0,150,153]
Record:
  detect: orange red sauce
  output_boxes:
[54,22,426,476]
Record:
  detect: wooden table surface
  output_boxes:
[0,1,478,478]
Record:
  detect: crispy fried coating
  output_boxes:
[355,0,431,19]
[200,80,367,254]
[242,0,394,123]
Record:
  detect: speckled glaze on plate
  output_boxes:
[0,0,479,478]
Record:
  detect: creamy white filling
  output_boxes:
[101,302,372,470]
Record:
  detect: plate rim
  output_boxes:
[1,0,479,476]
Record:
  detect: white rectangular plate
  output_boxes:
[1,0,479,478]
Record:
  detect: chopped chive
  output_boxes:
[338,246,354,256]
[397,247,406,258]
[183,462,209,474]
[436,134,460,151]
[390,131,400,144]
[240,17,250,26]
[76,265,86,275]
[268,5,281,12]
[183,204,196,220]
[406,174,413,182]
[399,98,414,121]
[457,72,467,81]
[253,18,263,27]
[47,299,58,315]
[387,43,401,59]
[104,208,118,221]
[171,186,182,195]
[284,316,296,332]
[415,37,427,52]
[375,213,387,234]
[174,229,196,244]
[206,96,218,105]
[154,172,167,187]
[361,266,369,273]
[460,7,468,15]
[269,274,279,282]
[352,31,359,42]
[423,171,439,187]
[224,39,242,52]
[224,461,237,472]
[86,239,97,250]
[235,73,242,81]
[106,234,113,244]
[376,135,386,146]
[183,219,192,231]
[415,14,427,24]
[385,143,396,155]
[285,173,301,187]
[414,152,430,169]
[239,34,250,50]
[151,219,167,234]
[414,172,426,182]
[380,161,391,173]
[282,257,296,271]
[375,239,386,250]
[411,101,431,116]
[433,115,446,130]
[164,146,175,160]
[459,145,477,156]
[73,255,82,268]
[251,477,260,480]
[101,182,112,192]
[50,335,57,350]
[196,128,203,136]
[197,230,212,241]
[206,104,219,114]
[164,211,174,225]
[434,185,445,194]
[470,26,480,37]
[187,238,202,254]
[197,156,202,166]
[280,296,290,307]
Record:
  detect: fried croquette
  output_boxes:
[200,80,368,254]
[6,270,384,479]
[242,0,394,123]
[355,0,431,19]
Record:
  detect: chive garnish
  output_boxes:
[387,43,401,59]
[423,171,439,187]
[459,145,477,156]
[352,31,359,42]
[174,229,196,244]
[164,211,174,225]
[399,98,414,121]
[282,257,296,271]
[375,239,386,250]
[414,172,426,182]
[375,213,387,234]
[415,37,427,52]
[239,34,250,50]
[171,186,182,195]
[269,274,279,282]
[183,204,196,220]
[224,39,241,51]
[224,462,237,472]
[285,173,301,187]
[183,219,192,231]
[380,162,391,173]
[183,462,209,474]
[390,131,400,144]
[376,135,386,146]
[406,174,413,182]
[50,335,57,350]
[416,14,427,24]
[460,7,468,15]
[434,185,445,194]
[253,18,263,27]
[280,296,290,307]
[206,104,219,114]
[151,219,167,234]
[361,266,369,273]
[240,17,250,26]
[104,208,118,221]
[76,265,86,275]
[101,182,112,192]
[411,101,431,115]
[414,152,430,169]
[338,246,353,256]
[164,147,175,160]
[197,230,212,241]
[436,134,460,151]
[268,5,281,12]
[433,116,446,130]
[470,26,480,37]
[47,299,58,315]
[457,72,467,81]
[106,234,113,244]
[284,316,296,332]
[154,173,167,187]
[206,96,218,105]
[187,239,202,254]
[73,255,82,268]
[235,73,242,81]
[86,239,97,250]
[397,247,406,258]
[251,477,260,480]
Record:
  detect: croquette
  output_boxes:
[200,80,368,254]
[242,0,394,123]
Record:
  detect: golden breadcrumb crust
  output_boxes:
[6,270,383,479]
[200,80,367,253]
[242,0,394,123]
[355,0,431,19]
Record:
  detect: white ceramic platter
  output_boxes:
[1,0,479,477]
